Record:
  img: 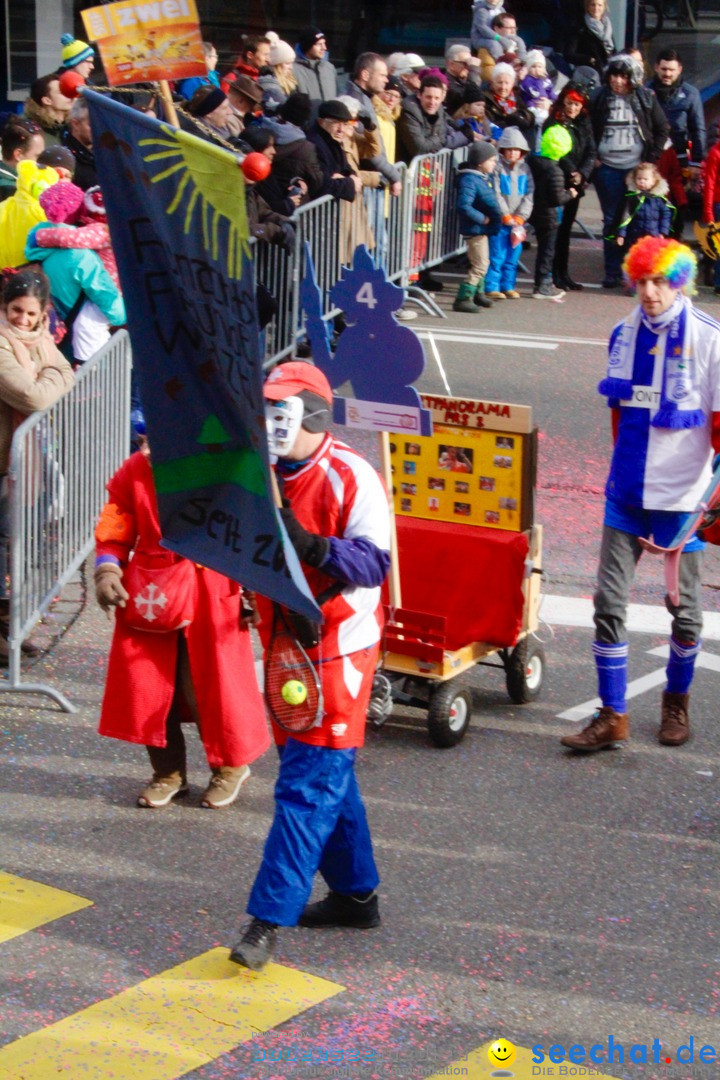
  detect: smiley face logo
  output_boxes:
[488,1039,517,1068]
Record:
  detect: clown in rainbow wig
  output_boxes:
[561,235,720,753]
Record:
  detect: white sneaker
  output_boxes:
[395,307,418,321]
[532,283,565,300]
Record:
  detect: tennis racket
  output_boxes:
[264,604,323,733]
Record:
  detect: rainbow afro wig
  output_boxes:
[622,235,696,293]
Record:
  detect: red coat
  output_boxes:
[96,452,270,768]
[703,142,720,223]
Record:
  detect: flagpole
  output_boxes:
[158,80,179,127]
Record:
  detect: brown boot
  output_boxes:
[659,691,690,746]
[560,706,629,752]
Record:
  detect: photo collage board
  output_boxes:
[388,394,535,532]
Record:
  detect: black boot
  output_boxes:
[299,889,380,929]
[561,274,584,291]
[418,270,444,293]
[229,918,278,971]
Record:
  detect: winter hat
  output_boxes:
[419,67,449,87]
[467,141,498,166]
[83,186,106,222]
[37,145,76,175]
[525,49,547,70]
[385,75,403,94]
[540,124,573,160]
[318,98,353,121]
[298,27,326,54]
[188,86,227,117]
[269,39,295,66]
[497,125,530,152]
[405,53,425,70]
[60,33,94,70]
[277,91,312,129]
[39,179,85,223]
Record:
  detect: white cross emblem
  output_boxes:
[134,583,168,622]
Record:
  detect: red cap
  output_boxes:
[264,361,332,404]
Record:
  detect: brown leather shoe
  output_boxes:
[659,691,690,746]
[560,706,629,752]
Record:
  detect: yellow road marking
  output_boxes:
[0,947,344,1079]
[426,1041,621,1079]
[0,871,93,944]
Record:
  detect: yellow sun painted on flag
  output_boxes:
[140,126,250,278]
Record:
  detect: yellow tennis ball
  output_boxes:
[281,680,307,706]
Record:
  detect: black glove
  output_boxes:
[280,501,330,567]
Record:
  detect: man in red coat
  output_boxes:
[95,419,270,809]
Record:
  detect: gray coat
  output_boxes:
[342,79,401,185]
[292,55,338,113]
[396,95,469,163]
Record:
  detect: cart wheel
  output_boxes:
[506,639,545,704]
[427,680,473,748]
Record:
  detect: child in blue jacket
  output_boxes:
[606,162,675,251]
[453,141,502,313]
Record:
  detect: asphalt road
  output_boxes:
[3,222,720,1080]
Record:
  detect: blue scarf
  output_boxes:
[598,294,704,429]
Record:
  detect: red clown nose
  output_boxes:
[241,152,271,182]
[58,69,86,99]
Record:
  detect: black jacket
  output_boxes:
[565,24,614,73]
[480,91,534,136]
[306,123,357,201]
[544,109,596,186]
[590,86,669,165]
[60,129,98,191]
[528,155,575,231]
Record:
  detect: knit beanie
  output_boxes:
[188,86,227,117]
[525,49,546,70]
[467,141,499,166]
[60,34,94,70]
[39,179,85,223]
[277,91,312,129]
[269,39,296,66]
[298,27,325,54]
[540,124,572,160]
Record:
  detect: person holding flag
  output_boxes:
[230,361,391,972]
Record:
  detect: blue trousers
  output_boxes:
[485,227,523,293]
[247,738,379,926]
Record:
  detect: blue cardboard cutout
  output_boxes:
[300,244,432,433]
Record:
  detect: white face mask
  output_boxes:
[265,395,304,459]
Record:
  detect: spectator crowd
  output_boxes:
[0,6,718,352]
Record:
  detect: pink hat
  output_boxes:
[39,180,84,223]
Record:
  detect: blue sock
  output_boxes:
[593,641,628,712]
[665,636,700,694]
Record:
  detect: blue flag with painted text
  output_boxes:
[86,91,319,618]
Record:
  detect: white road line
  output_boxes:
[417,332,556,350]
[556,667,667,721]
[541,592,720,640]
[557,642,720,721]
[415,326,607,347]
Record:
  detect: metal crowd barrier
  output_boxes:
[1,331,132,712]
[253,147,471,366]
